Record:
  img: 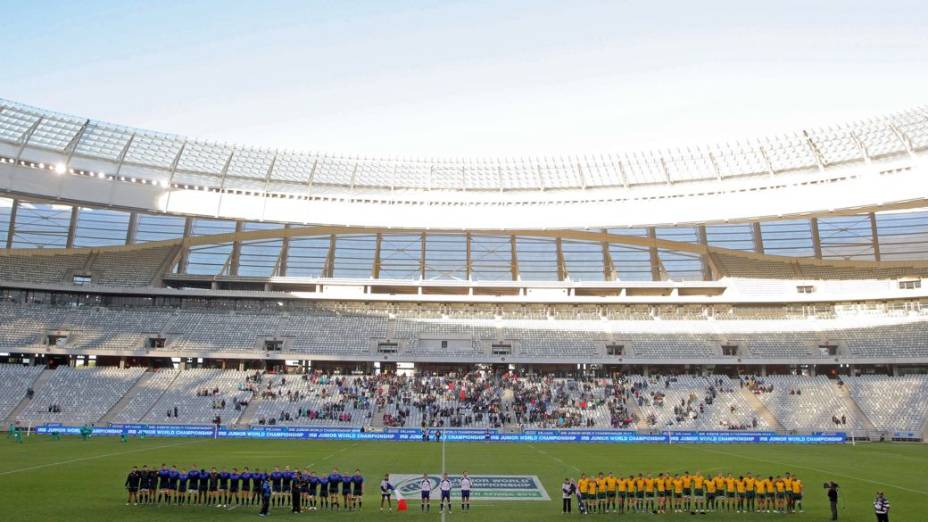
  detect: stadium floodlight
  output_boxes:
[54,162,66,174]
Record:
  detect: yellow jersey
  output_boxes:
[617,479,628,493]
[744,477,755,491]
[693,475,704,489]
[682,475,692,488]
[736,480,746,494]
[713,476,725,491]
[755,481,766,494]
[578,479,589,493]
[784,477,793,490]
[775,480,785,493]
[672,479,683,493]
[655,478,665,491]
[644,478,655,492]
[634,478,644,492]
[605,476,617,492]
[725,477,736,491]
[705,480,716,493]
[792,480,802,494]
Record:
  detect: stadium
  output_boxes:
[2,4,927,521]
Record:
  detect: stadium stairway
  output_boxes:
[3,368,52,426]
[832,381,877,432]
[738,388,785,431]
[234,398,264,427]
[98,371,167,424]
[626,397,649,430]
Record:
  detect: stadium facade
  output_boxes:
[0,98,927,438]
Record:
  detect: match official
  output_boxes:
[873,492,890,522]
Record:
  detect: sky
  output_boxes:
[2,0,927,158]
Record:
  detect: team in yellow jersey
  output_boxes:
[573,471,803,515]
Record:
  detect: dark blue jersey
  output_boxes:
[178,473,188,491]
[342,476,352,493]
[271,471,283,490]
[229,473,240,490]
[158,469,170,488]
[169,470,180,488]
[187,470,199,489]
[240,472,251,489]
[352,475,364,493]
[219,471,229,488]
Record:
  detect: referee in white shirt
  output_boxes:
[460,472,472,511]
[420,474,432,512]
[439,473,453,513]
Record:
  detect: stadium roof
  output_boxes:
[0,98,927,228]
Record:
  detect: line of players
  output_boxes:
[574,471,804,515]
[124,464,364,511]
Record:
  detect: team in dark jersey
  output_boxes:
[123,464,364,511]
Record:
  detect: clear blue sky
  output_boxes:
[3,0,926,157]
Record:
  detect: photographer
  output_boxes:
[825,482,839,520]
[873,492,890,522]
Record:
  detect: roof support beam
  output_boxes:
[15,117,43,162]
[65,206,79,249]
[555,237,568,281]
[870,212,882,262]
[803,130,827,170]
[114,133,135,176]
[63,119,90,165]
[510,235,520,281]
[5,199,18,249]
[372,232,383,279]
[810,217,823,259]
[125,212,139,245]
[229,221,244,276]
[647,227,662,281]
[752,222,765,254]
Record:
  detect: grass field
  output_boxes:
[0,436,924,521]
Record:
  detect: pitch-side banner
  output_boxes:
[391,474,550,501]
[33,425,847,443]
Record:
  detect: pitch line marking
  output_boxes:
[306,442,358,469]
[691,446,928,496]
[528,444,581,473]
[0,440,201,476]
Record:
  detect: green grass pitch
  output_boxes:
[0,436,924,521]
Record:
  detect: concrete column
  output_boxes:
[65,206,79,248]
[869,212,881,261]
[810,218,823,259]
[752,222,765,254]
[5,199,18,249]
[125,212,139,245]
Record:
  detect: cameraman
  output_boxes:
[873,491,890,522]
[825,482,839,520]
